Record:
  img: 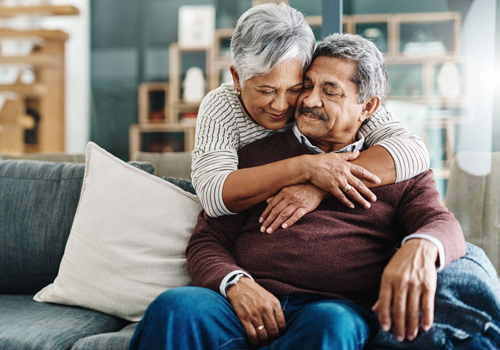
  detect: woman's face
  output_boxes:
[231,59,304,130]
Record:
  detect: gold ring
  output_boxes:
[257,325,265,331]
[344,184,352,192]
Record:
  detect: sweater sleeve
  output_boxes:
[395,170,466,267]
[360,105,430,182]
[191,89,239,217]
[186,210,250,292]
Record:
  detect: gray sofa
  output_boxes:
[0,154,194,350]
[1,152,498,350]
[445,152,500,274]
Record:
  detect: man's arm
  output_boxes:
[186,211,248,290]
[185,211,285,346]
[373,170,466,342]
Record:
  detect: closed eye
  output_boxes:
[258,90,275,95]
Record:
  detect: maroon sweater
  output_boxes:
[186,129,466,307]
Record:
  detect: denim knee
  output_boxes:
[148,286,209,319]
[304,302,369,348]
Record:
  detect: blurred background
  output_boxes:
[0,0,498,197]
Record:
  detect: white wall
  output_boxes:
[40,0,89,153]
[455,0,497,174]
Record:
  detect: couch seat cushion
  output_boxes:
[71,323,138,350]
[0,295,128,350]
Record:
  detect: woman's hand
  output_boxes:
[259,184,325,234]
[305,151,381,209]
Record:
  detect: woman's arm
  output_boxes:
[360,106,430,182]
[222,151,379,213]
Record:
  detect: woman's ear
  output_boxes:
[230,66,242,93]
[359,95,381,122]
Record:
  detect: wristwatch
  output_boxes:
[225,273,245,292]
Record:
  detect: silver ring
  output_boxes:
[343,184,352,192]
[257,325,265,331]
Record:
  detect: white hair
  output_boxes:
[314,33,388,102]
[230,3,315,86]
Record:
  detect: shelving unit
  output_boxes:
[345,12,466,178]
[167,43,214,124]
[129,43,215,157]
[129,123,196,157]
[0,4,78,154]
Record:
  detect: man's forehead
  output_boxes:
[305,56,356,85]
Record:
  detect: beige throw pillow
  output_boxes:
[34,142,202,321]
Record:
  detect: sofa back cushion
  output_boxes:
[0,159,154,294]
[133,151,192,179]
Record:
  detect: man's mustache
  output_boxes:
[298,106,328,121]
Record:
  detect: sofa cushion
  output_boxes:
[0,153,86,162]
[71,323,138,350]
[34,142,202,321]
[161,176,196,195]
[0,295,128,350]
[0,159,154,294]
[133,151,192,178]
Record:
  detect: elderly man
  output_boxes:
[130,34,466,350]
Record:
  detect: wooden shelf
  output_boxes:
[174,102,200,112]
[129,124,196,157]
[305,15,322,27]
[0,53,62,67]
[0,83,47,96]
[0,29,69,40]
[0,5,79,18]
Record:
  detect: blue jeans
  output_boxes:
[130,287,374,350]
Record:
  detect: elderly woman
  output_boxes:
[192,3,429,233]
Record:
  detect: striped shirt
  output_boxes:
[192,82,430,217]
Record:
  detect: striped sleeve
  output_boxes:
[361,106,430,182]
[191,88,239,217]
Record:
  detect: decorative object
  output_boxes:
[182,66,205,103]
[437,62,461,99]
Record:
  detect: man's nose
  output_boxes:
[303,87,322,108]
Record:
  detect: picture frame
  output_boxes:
[178,5,215,49]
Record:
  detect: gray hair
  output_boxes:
[313,33,387,102]
[230,3,315,85]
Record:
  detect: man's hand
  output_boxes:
[305,152,380,209]
[373,239,438,342]
[226,277,286,347]
[259,183,325,234]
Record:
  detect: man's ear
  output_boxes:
[359,95,381,122]
[230,66,242,93]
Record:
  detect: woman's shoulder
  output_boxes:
[199,82,244,121]
[202,82,239,107]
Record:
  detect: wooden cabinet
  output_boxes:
[0,4,78,154]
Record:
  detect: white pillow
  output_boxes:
[34,142,202,321]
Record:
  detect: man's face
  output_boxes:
[295,56,369,152]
